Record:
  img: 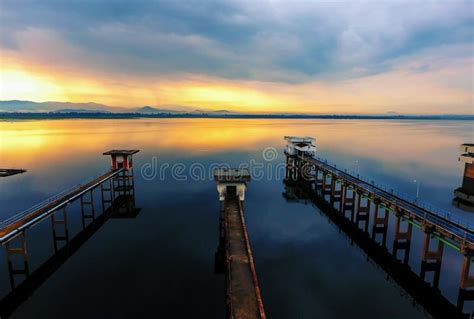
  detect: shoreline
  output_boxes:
[1,113,473,121]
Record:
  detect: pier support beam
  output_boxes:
[296,157,302,181]
[337,183,347,212]
[355,191,371,232]
[292,158,298,181]
[392,212,413,265]
[5,233,29,289]
[420,231,444,288]
[457,255,474,311]
[100,179,114,212]
[342,186,356,220]
[321,172,332,198]
[285,156,291,180]
[315,169,323,189]
[330,178,343,209]
[109,173,139,219]
[460,255,474,289]
[80,190,96,228]
[214,203,226,274]
[371,200,389,246]
[114,169,134,197]
[51,206,69,252]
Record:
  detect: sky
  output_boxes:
[0,0,473,114]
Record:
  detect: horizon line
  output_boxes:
[1,99,472,116]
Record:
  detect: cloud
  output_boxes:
[0,0,472,114]
[1,0,472,83]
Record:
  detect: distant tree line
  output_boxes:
[0,112,473,120]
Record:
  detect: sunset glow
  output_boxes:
[0,1,472,114]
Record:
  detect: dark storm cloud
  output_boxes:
[1,0,472,82]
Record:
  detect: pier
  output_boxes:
[0,193,139,318]
[2,140,473,317]
[214,168,266,319]
[0,169,26,178]
[284,136,474,317]
[0,150,138,245]
[0,169,122,244]
[284,180,464,318]
[454,144,474,211]
[0,150,139,297]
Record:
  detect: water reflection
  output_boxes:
[282,177,463,318]
[0,118,472,318]
[0,170,26,178]
[0,171,139,318]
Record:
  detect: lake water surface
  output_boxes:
[0,118,472,318]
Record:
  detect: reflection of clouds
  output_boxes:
[2,119,469,182]
[250,191,465,312]
[1,118,471,316]
[0,119,288,167]
[3,119,470,167]
[248,201,335,243]
[254,224,428,318]
[1,118,470,218]
[315,120,467,171]
[1,2,472,115]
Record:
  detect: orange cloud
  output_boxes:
[1,45,472,114]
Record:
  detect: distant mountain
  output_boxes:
[0,100,233,114]
[0,100,127,113]
[51,108,111,114]
[192,108,235,114]
[134,106,183,114]
[1,100,472,119]
[134,106,236,114]
[0,100,50,112]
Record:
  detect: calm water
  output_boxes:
[0,118,472,318]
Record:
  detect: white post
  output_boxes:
[414,179,420,202]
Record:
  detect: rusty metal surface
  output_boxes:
[224,193,265,319]
[214,168,251,183]
[102,150,139,155]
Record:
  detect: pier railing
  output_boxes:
[295,154,473,247]
[288,149,474,315]
[0,169,124,244]
[0,177,96,228]
[314,156,472,231]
